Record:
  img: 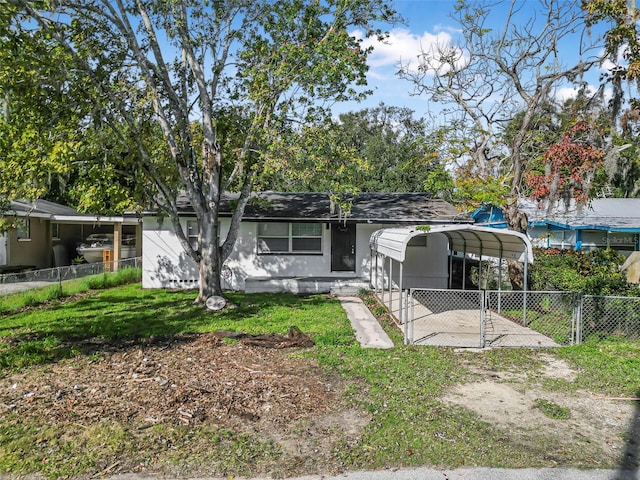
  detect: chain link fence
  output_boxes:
[386,288,640,347]
[580,295,640,342]
[409,289,485,348]
[486,291,577,345]
[0,257,142,295]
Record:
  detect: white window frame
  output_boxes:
[17,218,31,241]
[51,222,60,240]
[257,222,323,254]
[187,220,199,250]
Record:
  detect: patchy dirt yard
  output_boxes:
[445,352,637,466]
[0,333,369,477]
[1,330,636,478]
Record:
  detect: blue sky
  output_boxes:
[336,0,611,121]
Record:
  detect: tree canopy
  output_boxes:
[399,0,606,221]
[260,104,441,194]
[3,0,398,303]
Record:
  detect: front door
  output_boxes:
[331,224,356,272]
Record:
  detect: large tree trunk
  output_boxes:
[504,201,529,291]
[197,250,225,303]
[195,210,225,304]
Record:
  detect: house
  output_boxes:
[472,199,640,255]
[0,199,142,272]
[141,192,473,293]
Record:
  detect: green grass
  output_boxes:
[0,285,354,372]
[0,267,142,315]
[553,341,640,397]
[1,283,639,478]
[533,399,571,420]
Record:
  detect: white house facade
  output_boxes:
[142,192,472,293]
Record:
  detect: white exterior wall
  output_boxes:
[143,217,385,291]
[385,233,449,289]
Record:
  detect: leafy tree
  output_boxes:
[583,0,640,118]
[6,0,398,304]
[583,0,640,197]
[0,4,154,213]
[331,105,440,193]
[259,104,444,196]
[399,0,606,288]
[525,119,606,209]
[399,0,604,227]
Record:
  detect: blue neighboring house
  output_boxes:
[472,199,640,255]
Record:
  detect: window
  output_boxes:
[187,220,198,250]
[16,218,30,241]
[258,223,322,254]
[51,223,60,240]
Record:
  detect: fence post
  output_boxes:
[574,294,583,345]
[480,290,486,348]
[409,289,414,345]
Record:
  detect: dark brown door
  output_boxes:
[331,224,356,272]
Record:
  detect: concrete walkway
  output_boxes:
[0,281,55,296]
[338,296,394,349]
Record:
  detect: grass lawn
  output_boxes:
[0,277,639,478]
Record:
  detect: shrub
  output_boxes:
[530,248,640,296]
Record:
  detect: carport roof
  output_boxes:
[370,224,534,264]
[5,199,139,224]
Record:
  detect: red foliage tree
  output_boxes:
[525,120,605,206]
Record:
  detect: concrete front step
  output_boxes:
[244,276,369,294]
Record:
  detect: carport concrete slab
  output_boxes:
[378,291,559,348]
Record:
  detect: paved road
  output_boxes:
[104,467,637,480]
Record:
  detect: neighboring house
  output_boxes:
[142,192,473,293]
[472,198,640,255]
[0,199,142,272]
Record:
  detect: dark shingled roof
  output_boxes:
[174,191,471,224]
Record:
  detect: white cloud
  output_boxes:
[553,84,611,106]
[600,44,628,72]
[353,27,458,74]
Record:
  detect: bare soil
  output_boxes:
[1,332,635,477]
[444,352,636,465]
[0,333,368,477]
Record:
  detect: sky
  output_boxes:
[335,0,611,122]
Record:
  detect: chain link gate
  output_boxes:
[407,289,576,348]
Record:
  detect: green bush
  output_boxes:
[530,248,640,296]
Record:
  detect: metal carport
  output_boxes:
[369,225,534,344]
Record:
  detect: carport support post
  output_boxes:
[409,289,415,345]
[399,261,405,342]
[380,256,385,305]
[113,222,122,272]
[462,243,467,290]
[369,248,373,290]
[389,258,393,316]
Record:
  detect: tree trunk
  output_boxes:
[504,201,528,291]
[197,250,225,303]
[195,211,225,304]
